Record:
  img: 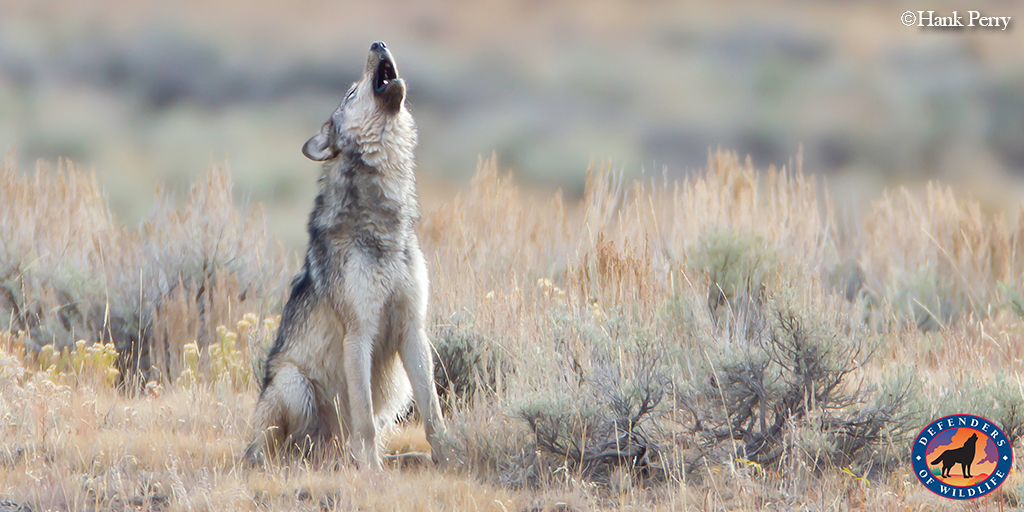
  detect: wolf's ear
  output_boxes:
[302,121,336,161]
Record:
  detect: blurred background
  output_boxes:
[0,0,1022,248]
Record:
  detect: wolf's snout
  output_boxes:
[370,41,386,52]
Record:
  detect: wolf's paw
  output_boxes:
[241,443,267,470]
[430,441,456,470]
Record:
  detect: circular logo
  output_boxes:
[902,11,917,27]
[912,414,1014,500]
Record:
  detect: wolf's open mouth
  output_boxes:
[374,58,397,94]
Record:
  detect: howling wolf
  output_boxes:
[931,433,979,479]
[244,41,446,470]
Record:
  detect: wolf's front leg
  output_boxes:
[343,320,381,470]
[398,248,448,465]
[400,324,448,465]
[339,259,387,471]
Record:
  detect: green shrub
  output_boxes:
[934,372,1024,446]
[892,265,967,332]
[999,277,1024,321]
[519,333,673,486]
[680,302,919,473]
[687,227,777,337]
[432,323,506,412]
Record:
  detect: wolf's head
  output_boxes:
[966,433,978,446]
[302,41,416,168]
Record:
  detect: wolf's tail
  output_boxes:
[930,453,945,465]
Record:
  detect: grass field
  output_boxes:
[2,151,1024,510]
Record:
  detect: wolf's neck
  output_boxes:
[308,149,420,250]
[317,152,418,207]
[344,108,417,177]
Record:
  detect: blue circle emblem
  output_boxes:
[912,414,1014,500]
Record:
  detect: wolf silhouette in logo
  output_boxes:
[930,433,978,479]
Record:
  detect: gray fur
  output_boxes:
[244,42,446,470]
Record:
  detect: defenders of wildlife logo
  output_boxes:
[913,414,1013,499]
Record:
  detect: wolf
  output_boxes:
[931,433,978,479]
[243,41,446,470]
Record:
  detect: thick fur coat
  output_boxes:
[244,41,445,469]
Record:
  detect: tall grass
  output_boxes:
[0,157,290,385]
[0,151,1022,510]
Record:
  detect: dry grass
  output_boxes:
[2,151,1024,510]
[0,157,291,384]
